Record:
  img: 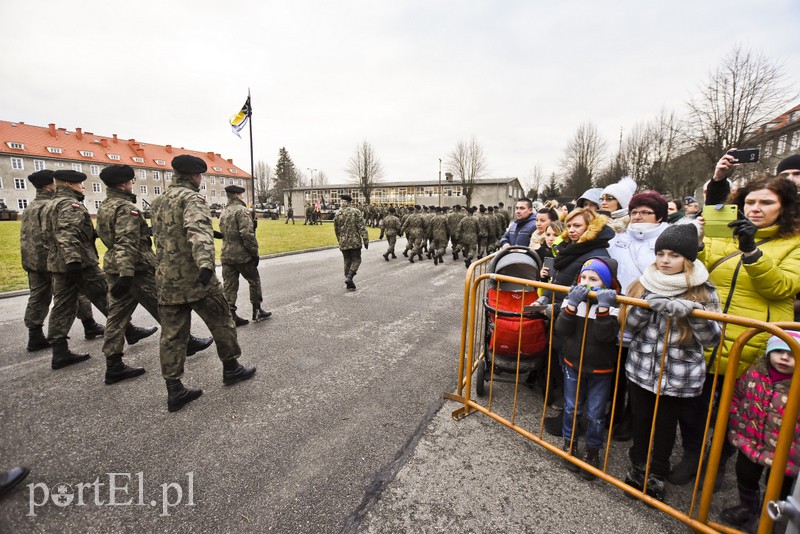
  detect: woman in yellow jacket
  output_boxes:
[670,173,800,487]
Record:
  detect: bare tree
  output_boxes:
[561,122,607,196]
[315,170,328,186]
[687,45,795,167]
[346,141,384,204]
[253,160,272,204]
[446,136,488,207]
[526,164,545,200]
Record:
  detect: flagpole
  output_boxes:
[247,88,255,210]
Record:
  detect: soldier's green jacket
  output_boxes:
[400,212,427,239]
[334,205,369,250]
[43,186,99,273]
[219,198,259,264]
[430,214,449,240]
[476,212,489,237]
[446,210,465,240]
[151,177,220,305]
[457,214,479,243]
[20,188,53,272]
[96,188,156,277]
[380,214,401,238]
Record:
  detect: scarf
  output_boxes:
[639,260,709,297]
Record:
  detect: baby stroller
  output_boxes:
[475,246,548,396]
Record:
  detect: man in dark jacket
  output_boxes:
[499,198,537,248]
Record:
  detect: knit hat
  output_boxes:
[630,190,668,222]
[654,224,699,262]
[577,256,620,292]
[765,331,800,355]
[577,188,603,209]
[601,176,637,209]
[777,154,800,174]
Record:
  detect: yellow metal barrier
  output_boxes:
[445,265,800,534]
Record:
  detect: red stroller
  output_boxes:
[475,247,548,396]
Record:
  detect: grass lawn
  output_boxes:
[0,219,380,292]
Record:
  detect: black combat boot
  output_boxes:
[51,340,90,370]
[453,250,459,260]
[433,255,439,265]
[186,335,213,356]
[409,255,415,263]
[417,252,424,261]
[464,257,471,268]
[391,252,397,259]
[231,310,250,327]
[383,252,389,261]
[252,307,272,321]
[125,324,158,345]
[82,319,105,340]
[27,326,50,352]
[402,250,409,257]
[166,379,203,412]
[104,353,145,385]
[345,275,356,290]
[437,254,444,264]
[222,359,256,385]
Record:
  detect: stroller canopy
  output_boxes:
[487,247,541,291]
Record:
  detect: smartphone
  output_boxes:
[703,204,738,238]
[543,256,555,271]
[727,148,760,164]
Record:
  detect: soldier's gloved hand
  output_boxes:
[110,276,133,298]
[566,285,590,308]
[213,230,224,239]
[198,268,214,286]
[253,256,260,267]
[728,218,758,253]
[64,262,83,285]
[379,234,384,240]
[595,289,617,309]
[364,241,369,250]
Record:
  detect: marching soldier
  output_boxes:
[151,155,256,412]
[43,170,156,370]
[446,204,465,260]
[285,205,295,224]
[429,207,450,265]
[21,170,104,352]
[219,184,271,326]
[476,205,489,257]
[333,194,369,289]
[96,165,213,384]
[379,207,401,261]
[457,207,479,267]
[400,205,427,263]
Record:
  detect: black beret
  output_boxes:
[99,165,135,185]
[479,204,487,212]
[28,169,55,187]
[225,185,245,194]
[171,155,207,174]
[655,224,699,263]
[777,154,800,174]
[53,170,87,183]
[340,194,352,202]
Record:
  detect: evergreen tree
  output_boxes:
[540,173,561,200]
[273,147,298,207]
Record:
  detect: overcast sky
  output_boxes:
[2,1,799,189]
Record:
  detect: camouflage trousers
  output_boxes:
[222,261,263,312]
[409,235,424,256]
[432,237,448,258]
[341,248,362,277]
[159,290,240,380]
[449,237,459,255]
[25,270,94,329]
[48,265,109,343]
[477,236,488,257]
[103,270,161,357]
[385,234,397,255]
[461,240,478,260]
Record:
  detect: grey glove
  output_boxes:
[566,285,590,308]
[596,289,617,309]
[663,299,701,318]
[645,294,670,313]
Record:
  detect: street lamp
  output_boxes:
[307,168,316,204]
[438,158,442,207]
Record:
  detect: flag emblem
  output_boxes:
[229,96,252,138]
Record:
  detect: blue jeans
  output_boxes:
[562,365,613,449]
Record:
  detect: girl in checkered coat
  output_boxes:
[620,223,722,501]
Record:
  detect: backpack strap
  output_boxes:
[708,237,773,273]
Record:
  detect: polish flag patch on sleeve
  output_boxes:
[131,210,139,216]
[71,203,81,209]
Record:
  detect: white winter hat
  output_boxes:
[601,176,637,209]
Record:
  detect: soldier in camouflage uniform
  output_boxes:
[220,184,271,326]
[446,205,465,260]
[457,207,479,267]
[379,207,401,261]
[151,155,256,412]
[476,205,490,258]
[400,205,427,263]
[21,170,104,352]
[486,206,501,253]
[429,207,450,265]
[497,202,511,231]
[43,170,157,370]
[96,165,213,385]
[333,194,369,290]
[400,206,415,257]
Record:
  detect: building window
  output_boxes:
[229,169,238,174]
[153,186,161,195]
[14,178,27,190]
[140,185,148,195]
[139,170,146,180]
[154,159,166,165]
[34,160,46,171]
[80,150,94,157]
[778,135,787,154]
[72,163,82,172]
[210,189,216,197]
[90,165,100,176]
[132,157,145,163]
[200,183,207,191]
[791,133,800,152]
[209,176,215,184]
[153,171,161,181]
[94,200,102,210]
[213,166,222,172]
[92,182,102,193]
[238,179,243,186]
[764,142,772,158]
[47,147,63,154]
[11,157,23,170]
[7,142,24,149]
[165,172,173,180]
[18,198,29,210]
[108,154,121,161]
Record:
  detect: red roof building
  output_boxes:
[0,120,252,214]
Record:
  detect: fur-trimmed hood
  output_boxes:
[562,214,611,244]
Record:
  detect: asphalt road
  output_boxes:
[0,239,467,533]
